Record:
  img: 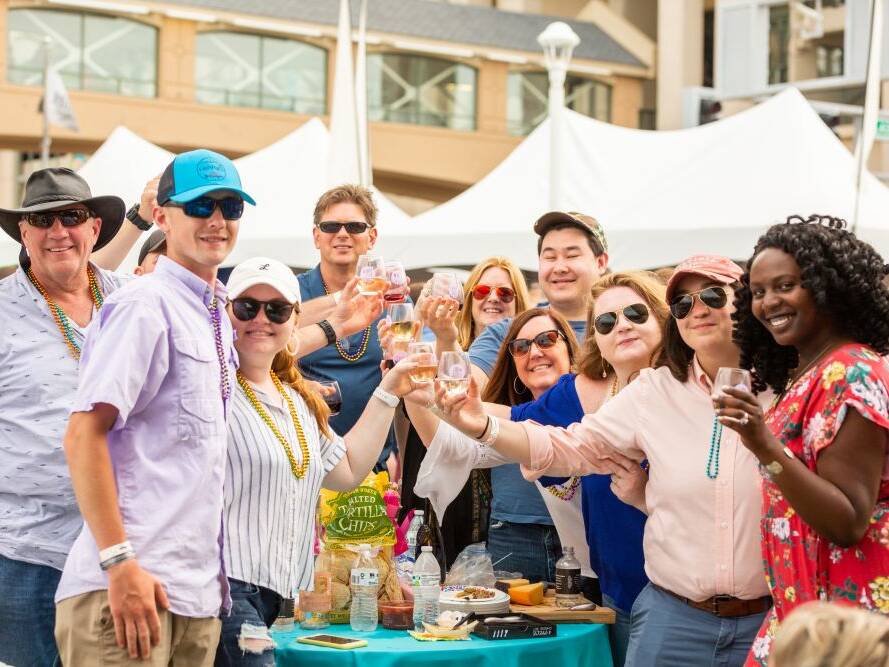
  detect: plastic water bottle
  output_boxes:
[412,546,441,630]
[555,546,583,608]
[406,509,424,558]
[350,544,379,632]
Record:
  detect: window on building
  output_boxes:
[366,53,476,130]
[195,31,327,113]
[768,4,790,84]
[507,71,611,136]
[815,45,844,77]
[7,8,157,97]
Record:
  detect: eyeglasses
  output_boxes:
[231,298,297,324]
[316,221,371,234]
[167,196,244,220]
[669,286,728,319]
[472,284,516,304]
[508,329,565,358]
[593,303,650,335]
[25,209,93,228]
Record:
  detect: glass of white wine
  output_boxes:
[407,342,437,385]
[712,367,752,401]
[357,254,387,296]
[438,350,471,397]
[387,303,415,362]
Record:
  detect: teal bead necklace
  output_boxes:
[706,415,723,479]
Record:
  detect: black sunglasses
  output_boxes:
[508,329,565,358]
[25,209,93,228]
[594,303,650,335]
[231,298,297,324]
[167,196,244,220]
[316,221,371,234]
[669,286,728,319]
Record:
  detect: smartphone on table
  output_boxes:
[296,634,368,650]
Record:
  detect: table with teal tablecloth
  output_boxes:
[272,623,613,667]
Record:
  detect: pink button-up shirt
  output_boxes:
[521,359,769,602]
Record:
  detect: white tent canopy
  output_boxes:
[379,88,889,270]
[0,121,409,270]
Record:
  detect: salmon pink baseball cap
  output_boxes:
[665,255,744,303]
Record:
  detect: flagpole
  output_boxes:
[852,0,883,234]
[40,36,51,168]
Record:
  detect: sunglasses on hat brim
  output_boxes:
[669,286,729,319]
[593,303,650,335]
[231,298,297,324]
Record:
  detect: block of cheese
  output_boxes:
[508,582,545,606]
[494,578,530,593]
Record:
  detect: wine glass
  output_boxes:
[438,350,471,397]
[387,303,415,362]
[317,380,342,416]
[712,368,752,401]
[430,272,464,309]
[356,254,387,296]
[407,341,437,385]
[384,261,409,304]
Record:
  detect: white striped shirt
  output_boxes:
[224,380,346,597]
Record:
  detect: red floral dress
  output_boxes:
[745,344,889,666]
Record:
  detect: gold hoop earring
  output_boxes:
[513,376,527,394]
[285,334,299,357]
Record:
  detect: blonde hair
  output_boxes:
[456,257,531,350]
[770,602,889,667]
[272,345,332,439]
[313,184,378,228]
[578,271,669,380]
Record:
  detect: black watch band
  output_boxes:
[318,319,338,345]
[126,204,153,231]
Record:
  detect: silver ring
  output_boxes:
[740,413,749,425]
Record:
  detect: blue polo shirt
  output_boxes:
[467,311,587,527]
[296,265,393,464]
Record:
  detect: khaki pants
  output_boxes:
[56,590,221,667]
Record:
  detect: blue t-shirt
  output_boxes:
[469,312,586,528]
[296,266,394,464]
[511,374,649,613]
[468,316,587,377]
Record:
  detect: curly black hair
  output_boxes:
[733,214,889,393]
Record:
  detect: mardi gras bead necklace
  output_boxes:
[26,266,103,361]
[320,274,371,362]
[237,370,311,479]
[208,297,231,401]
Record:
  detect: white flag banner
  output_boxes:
[43,68,79,132]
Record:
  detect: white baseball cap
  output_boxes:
[227,257,301,304]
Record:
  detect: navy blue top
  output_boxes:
[296,265,394,465]
[511,373,648,613]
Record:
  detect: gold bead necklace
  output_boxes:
[320,274,371,362]
[237,370,311,479]
[26,266,103,361]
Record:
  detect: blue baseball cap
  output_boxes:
[157,149,255,206]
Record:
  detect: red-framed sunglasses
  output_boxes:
[472,284,515,303]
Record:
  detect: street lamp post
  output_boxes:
[538,22,579,211]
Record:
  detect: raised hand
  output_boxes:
[331,276,384,338]
[434,375,488,439]
[713,385,772,455]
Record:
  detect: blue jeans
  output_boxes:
[214,578,283,667]
[486,520,561,583]
[0,554,62,667]
[625,583,766,667]
[603,593,632,667]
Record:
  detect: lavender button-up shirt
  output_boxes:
[55,256,235,618]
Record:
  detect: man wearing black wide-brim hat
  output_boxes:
[0,167,137,666]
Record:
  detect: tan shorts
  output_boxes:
[55,590,221,667]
